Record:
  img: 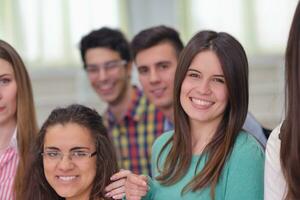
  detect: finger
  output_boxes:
[105,184,125,197]
[126,186,148,196]
[112,193,125,200]
[105,178,126,192]
[110,169,131,181]
[126,196,141,200]
[125,181,148,197]
[127,195,142,200]
[139,175,148,182]
[127,174,147,187]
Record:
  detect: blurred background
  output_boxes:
[0,0,298,128]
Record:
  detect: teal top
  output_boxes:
[143,131,264,200]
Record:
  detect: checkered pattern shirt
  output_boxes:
[105,86,165,176]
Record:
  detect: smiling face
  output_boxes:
[0,58,17,127]
[135,42,178,111]
[43,123,96,200]
[180,50,228,128]
[85,47,131,106]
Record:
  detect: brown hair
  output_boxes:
[280,1,300,199]
[23,104,118,200]
[0,40,38,200]
[131,25,184,59]
[156,31,249,199]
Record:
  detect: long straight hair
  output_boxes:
[156,31,249,199]
[280,2,300,199]
[0,40,38,200]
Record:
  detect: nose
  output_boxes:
[198,79,211,95]
[57,155,74,170]
[149,69,160,84]
[97,67,108,81]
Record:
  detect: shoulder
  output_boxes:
[151,131,174,161]
[264,124,286,200]
[264,124,282,175]
[234,131,264,151]
[265,124,281,158]
[152,130,174,150]
[229,131,265,165]
[220,131,264,199]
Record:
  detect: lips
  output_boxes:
[0,106,5,112]
[190,97,214,109]
[56,175,78,182]
[150,87,166,97]
[96,83,114,95]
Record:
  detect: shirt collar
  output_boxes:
[105,86,146,124]
[10,127,17,148]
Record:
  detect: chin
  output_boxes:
[155,101,172,109]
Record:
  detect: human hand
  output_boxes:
[125,173,148,200]
[105,169,131,199]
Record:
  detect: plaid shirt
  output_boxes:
[104,86,165,176]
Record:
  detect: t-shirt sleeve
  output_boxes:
[264,125,287,200]
[142,131,173,200]
[224,134,265,200]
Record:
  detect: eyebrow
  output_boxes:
[187,68,200,73]
[0,74,12,78]
[137,60,171,69]
[187,68,225,77]
[44,147,60,151]
[70,147,91,151]
[44,146,91,151]
[155,61,171,66]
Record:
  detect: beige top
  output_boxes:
[264,124,287,200]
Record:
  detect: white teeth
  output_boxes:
[99,84,113,90]
[58,176,76,181]
[191,98,212,106]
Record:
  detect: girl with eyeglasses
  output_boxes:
[0,40,38,200]
[23,104,119,200]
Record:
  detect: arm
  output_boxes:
[224,135,265,200]
[264,126,286,200]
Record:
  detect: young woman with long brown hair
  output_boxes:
[23,104,119,200]
[265,2,300,200]
[108,30,264,200]
[0,40,38,200]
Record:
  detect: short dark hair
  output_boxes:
[79,27,131,68]
[23,104,118,200]
[131,25,184,59]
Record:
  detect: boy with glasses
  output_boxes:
[79,27,165,176]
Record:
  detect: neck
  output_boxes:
[108,85,132,122]
[0,118,17,150]
[190,118,221,154]
[159,105,174,123]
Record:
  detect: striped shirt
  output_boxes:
[0,129,18,200]
[105,86,165,176]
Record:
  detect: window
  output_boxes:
[1,0,121,67]
[188,0,298,54]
